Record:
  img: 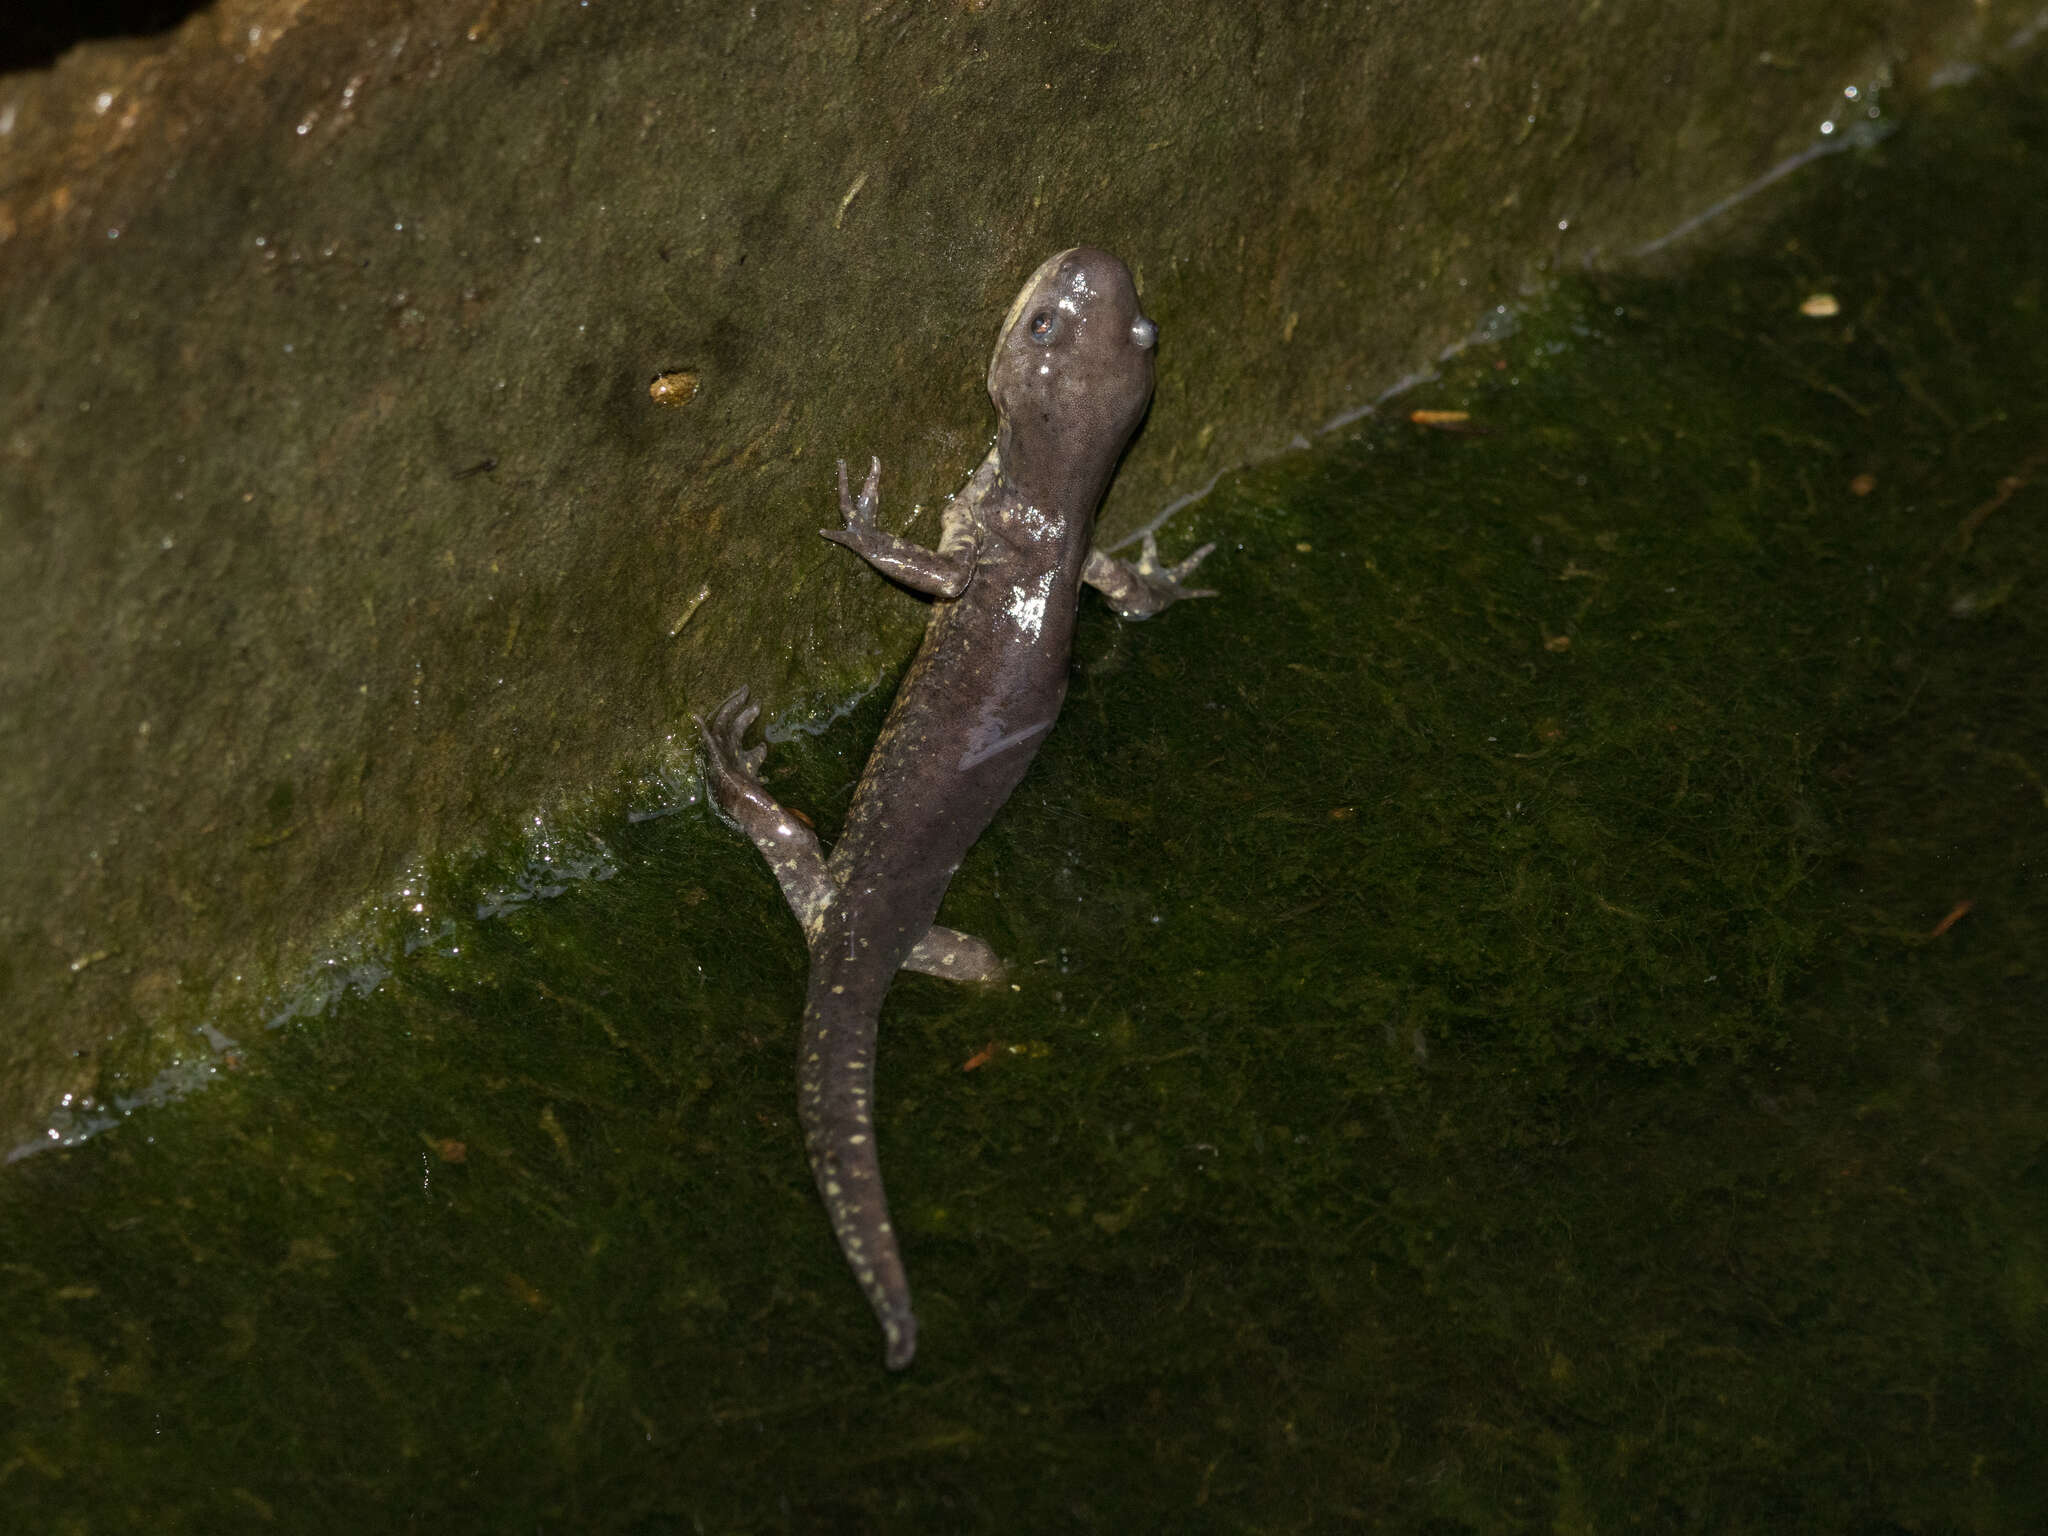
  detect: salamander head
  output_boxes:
[987,247,1156,503]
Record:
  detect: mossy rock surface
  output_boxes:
[1,52,2045,1529]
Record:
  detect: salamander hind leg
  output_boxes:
[1082,533,1219,619]
[697,686,834,936]
[902,924,1006,983]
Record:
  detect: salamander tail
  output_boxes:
[798,971,920,1369]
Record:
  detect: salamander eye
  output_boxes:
[1027,309,1058,344]
[1130,315,1157,349]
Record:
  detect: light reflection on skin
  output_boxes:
[1013,504,1062,542]
[1004,569,1054,640]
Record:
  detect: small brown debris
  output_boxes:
[1849,472,1878,496]
[962,1041,996,1072]
[835,170,869,229]
[1408,408,1494,435]
[1799,293,1840,317]
[649,370,699,409]
[1952,443,2048,552]
[667,584,711,637]
[1929,900,1973,938]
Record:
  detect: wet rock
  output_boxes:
[0,0,2029,1150]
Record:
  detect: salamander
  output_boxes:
[699,247,1214,1369]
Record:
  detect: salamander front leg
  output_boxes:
[820,457,975,599]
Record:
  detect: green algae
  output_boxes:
[3,58,2047,1534]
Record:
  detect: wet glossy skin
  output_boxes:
[700,248,1213,1368]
